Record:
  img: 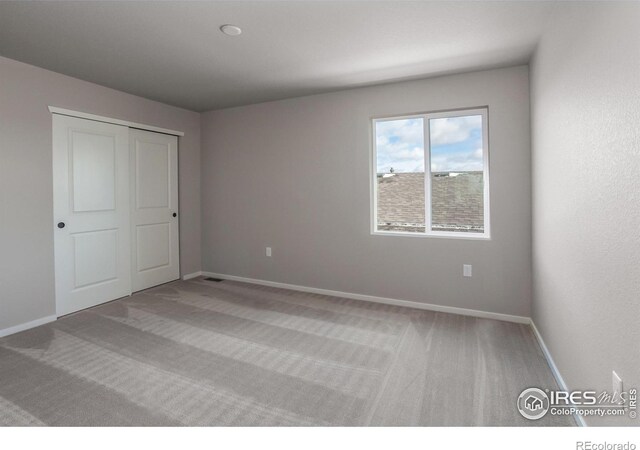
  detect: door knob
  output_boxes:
[172,213,177,217]
[57,222,66,229]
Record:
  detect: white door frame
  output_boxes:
[48,107,185,137]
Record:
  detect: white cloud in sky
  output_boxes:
[376,118,423,146]
[429,115,481,146]
[431,151,483,172]
[376,115,483,173]
[376,118,425,173]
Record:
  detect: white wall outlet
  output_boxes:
[463,264,472,277]
[266,247,272,257]
[612,370,623,396]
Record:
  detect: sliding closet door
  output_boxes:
[53,115,131,316]
[130,129,179,292]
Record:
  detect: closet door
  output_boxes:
[130,129,179,292]
[53,115,131,316]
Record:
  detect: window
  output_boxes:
[372,108,489,238]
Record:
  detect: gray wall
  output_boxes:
[0,56,201,332]
[201,66,532,317]
[531,3,640,425]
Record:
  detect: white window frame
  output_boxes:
[370,107,490,240]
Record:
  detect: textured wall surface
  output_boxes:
[201,66,532,317]
[0,56,201,332]
[530,2,640,425]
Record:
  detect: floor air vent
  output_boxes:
[204,277,223,282]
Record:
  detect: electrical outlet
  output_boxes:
[612,371,623,396]
[266,247,272,257]
[463,264,472,277]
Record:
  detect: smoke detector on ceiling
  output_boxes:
[220,24,242,36]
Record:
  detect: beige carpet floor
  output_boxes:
[0,278,574,426]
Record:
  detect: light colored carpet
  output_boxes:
[0,278,574,426]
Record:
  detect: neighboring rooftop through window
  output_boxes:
[377,171,484,233]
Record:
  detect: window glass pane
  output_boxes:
[375,118,425,233]
[429,115,484,233]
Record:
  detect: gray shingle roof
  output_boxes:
[377,172,484,233]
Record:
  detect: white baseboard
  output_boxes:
[182,271,203,281]
[531,321,587,427]
[200,271,530,324]
[0,315,57,339]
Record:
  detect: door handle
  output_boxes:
[57,222,66,229]
[172,213,177,217]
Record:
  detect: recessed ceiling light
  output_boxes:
[220,24,242,36]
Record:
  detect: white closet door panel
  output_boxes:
[130,129,179,292]
[53,115,131,316]
[136,141,170,209]
[73,229,119,288]
[71,132,117,212]
[136,223,170,272]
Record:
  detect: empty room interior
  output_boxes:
[0,0,638,433]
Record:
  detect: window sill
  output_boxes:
[371,230,491,241]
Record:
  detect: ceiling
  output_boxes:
[0,1,555,112]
